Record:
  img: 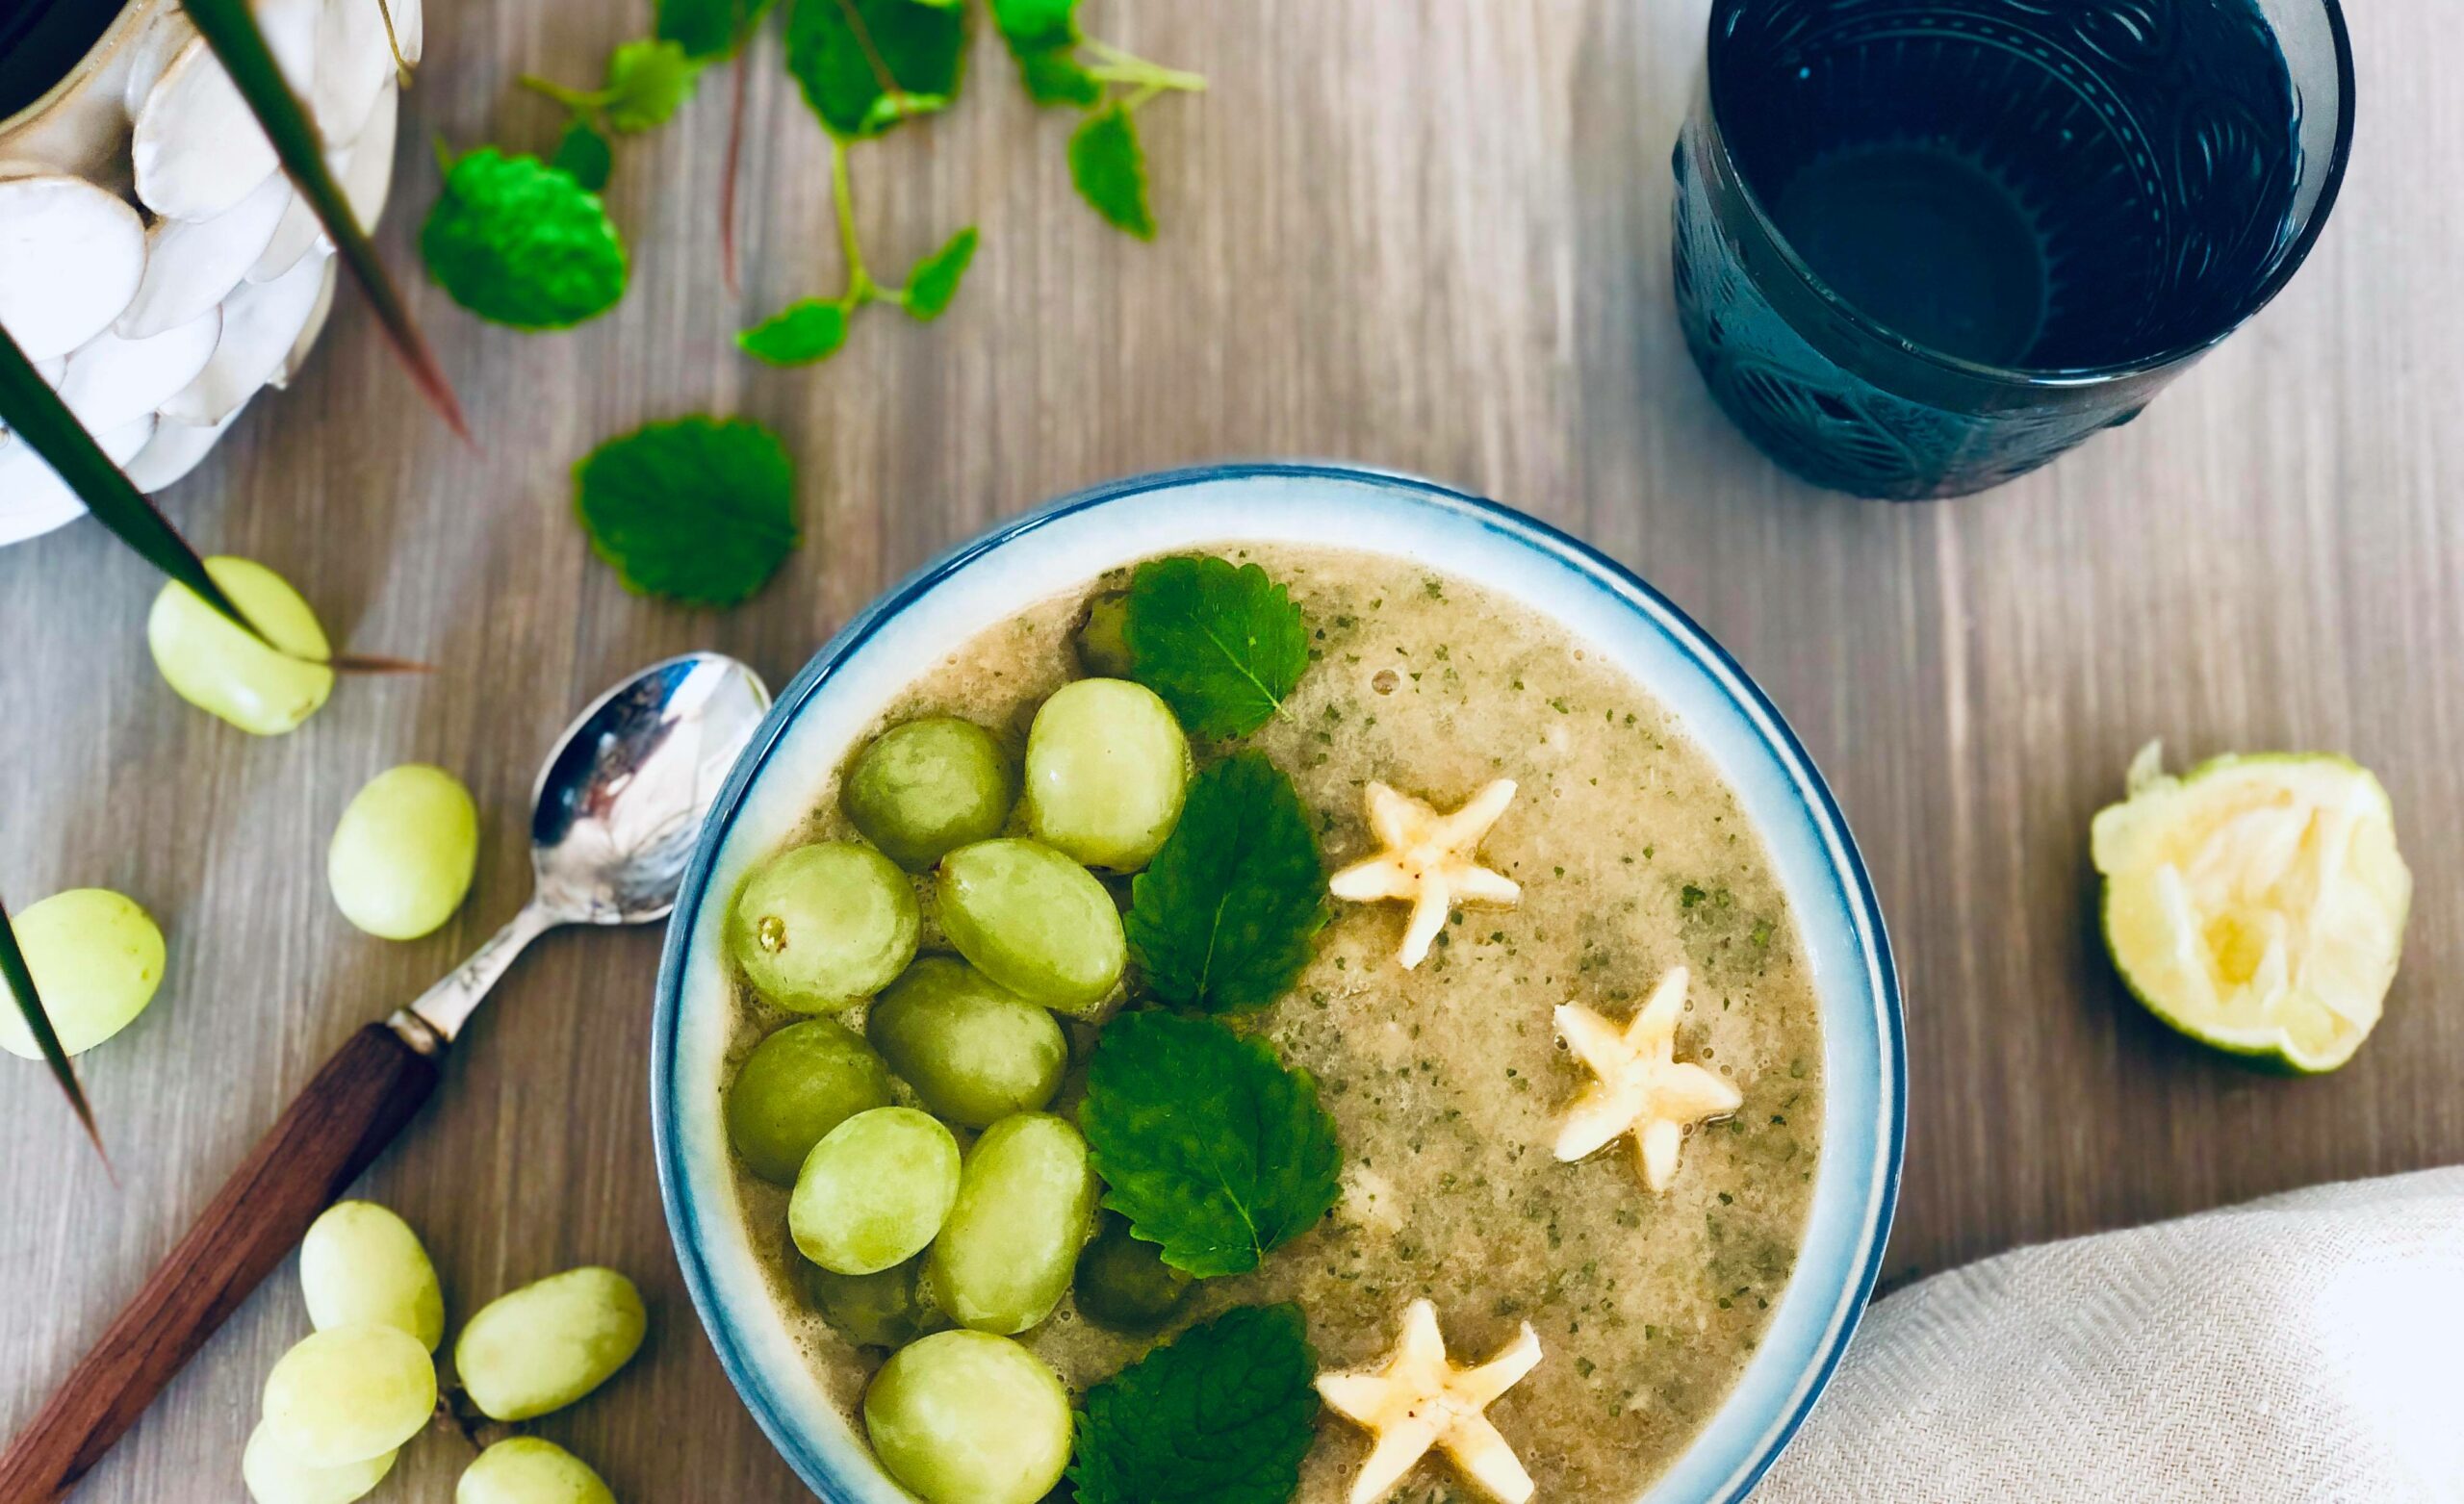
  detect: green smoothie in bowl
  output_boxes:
[707,541,1825,1504]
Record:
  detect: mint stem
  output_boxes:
[519,74,611,112]
[830,138,876,304]
[1082,38,1206,93]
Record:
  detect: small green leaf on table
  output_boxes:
[1069,102,1154,240]
[990,0,1100,105]
[603,38,704,132]
[574,417,800,607]
[900,226,978,321]
[1121,554,1311,738]
[738,299,852,366]
[1069,1304,1320,1504]
[784,0,969,140]
[1081,1010,1342,1278]
[0,898,102,1157]
[422,148,629,330]
[657,0,779,60]
[552,119,615,192]
[1128,752,1326,1014]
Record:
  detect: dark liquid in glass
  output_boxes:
[1716,0,2306,370]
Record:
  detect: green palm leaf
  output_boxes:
[183,0,470,439]
[1,326,260,641]
[0,897,103,1158]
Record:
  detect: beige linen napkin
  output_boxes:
[1755,1167,2464,1502]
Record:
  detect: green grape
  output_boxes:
[241,1419,396,1504]
[934,840,1124,1015]
[805,1258,944,1348]
[0,888,165,1059]
[1071,1211,1195,1331]
[861,1330,1071,1504]
[925,1112,1095,1336]
[725,1018,895,1185]
[325,764,480,941]
[1023,678,1191,872]
[145,555,334,736]
[299,1201,446,1352]
[729,842,920,1011]
[789,1106,961,1276]
[260,1326,436,1468]
[1071,589,1134,677]
[865,956,1065,1129]
[454,1267,647,1422]
[455,1438,616,1504]
[841,717,1018,870]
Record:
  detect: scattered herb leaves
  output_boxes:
[421,147,629,329]
[552,118,615,192]
[737,298,852,366]
[1069,102,1153,239]
[901,226,979,321]
[1069,1304,1319,1504]
[573,417,800,606]
[784,0,968,140]
[1128,752,1326,1013]
[603,38,704,131]
[1081,1010,1342,1277]
[1122,555,1311,738]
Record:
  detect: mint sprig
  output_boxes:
[1069,1304,1320,1504]
[1081,1010,1342,1277]
[991,0,1204,236]
[420,147,628,330]
[1128,752,1326,1013]
[1121,555,1312,738]
[574,417,801,606]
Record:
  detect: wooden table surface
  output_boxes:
[5,1,2459,1498]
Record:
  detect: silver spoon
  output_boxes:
[0,652,772,1504]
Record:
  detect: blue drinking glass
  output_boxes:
[1672,0,2355,500]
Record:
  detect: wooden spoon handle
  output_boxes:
[0,1017,444,1502]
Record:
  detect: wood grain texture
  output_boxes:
[3,1,2458,1498]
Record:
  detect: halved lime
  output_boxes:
[2092,742,2412,1072]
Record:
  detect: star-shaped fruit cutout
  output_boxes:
[1316,1299,1543,1504]
[1327,779,1521,968]
[1553,964,1742,1193]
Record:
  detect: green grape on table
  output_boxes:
[789,1106,961,1276]
[299,1201,446,1351]
[0,888,164,1058]
[454,1266,646,1422]
[841,717,1018,870]
[806,1258,944,1348]
[1023,678,1191,872]
[864,956,1065,1129]
[729,842,920,1011]
[241,1418,395,1504]
[326,764,479,941]
[934,839,1124,1015]
[861,1330,1071,1504]
[260,1325,436,1468]
[145,555,334,735]
[1071,1210,1195,1332]
[726,1017,895,1185]
[925,1112,1096,1336]
[455,1437,616,1504]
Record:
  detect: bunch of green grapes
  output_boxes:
[241,1201,643,1504]
[720,677,1200,1504]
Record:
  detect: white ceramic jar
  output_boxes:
[0,0,419,546]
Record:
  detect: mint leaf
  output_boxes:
[1014,44,1101,106]
[574,417,799,607]
[1069,1305,1319,1504]
[421,148,628,329]
[657,0,777,59]
[1128,752,1325,1013]
[1081,1011,1341,1277]
[1069,103,1154,240]
[901,226,978,320]
[552,118,613,191]
[1122,555,1310,738]
[738,298,851,365]
[989,0,1076,45]
[603,38,703,132]
[784,0,967,140]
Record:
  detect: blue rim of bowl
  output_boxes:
[653,461,1906,1504]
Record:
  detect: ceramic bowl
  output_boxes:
[654,462,1904,1504]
